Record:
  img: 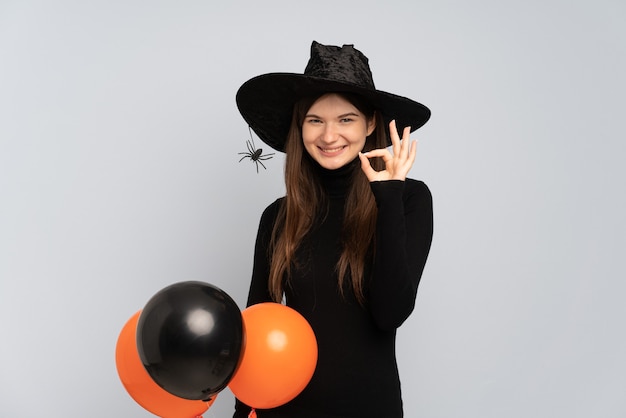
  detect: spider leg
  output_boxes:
[257,160,268,170]
[258,155,274,161]
[247,140,255,154]
[239,154,251,162]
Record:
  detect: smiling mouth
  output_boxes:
[319,146,346,154]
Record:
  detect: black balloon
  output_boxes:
[136,281,244,401]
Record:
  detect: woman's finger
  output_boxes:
[389,120,400,157]
[362,148,393,165]
[358,152,380,180]
[393,139,417,180]
[399,126,411,159]
[409,139,418,164]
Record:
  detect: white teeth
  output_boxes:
[321,147,344,153]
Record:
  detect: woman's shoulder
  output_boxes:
[255,197,285,236]
[259,196,285,222]
[263,196,285,211]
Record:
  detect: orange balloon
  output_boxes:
[115,311,216,418]
[228,303,317,409]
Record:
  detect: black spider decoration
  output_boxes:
[238,126,275,173]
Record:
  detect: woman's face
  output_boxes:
[302,93,376,170]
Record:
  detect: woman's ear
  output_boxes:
[366,114,377,136]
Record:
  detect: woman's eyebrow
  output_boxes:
[304,112,360,119]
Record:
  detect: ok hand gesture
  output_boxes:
[359,120,417,182]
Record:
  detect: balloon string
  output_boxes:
[248,408,257,418]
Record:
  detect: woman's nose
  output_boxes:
[322,124,337,142]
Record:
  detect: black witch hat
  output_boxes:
[236,41,431,152]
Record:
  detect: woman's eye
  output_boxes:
[340,118,353,123]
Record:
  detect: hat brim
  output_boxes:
[236,73,431,152]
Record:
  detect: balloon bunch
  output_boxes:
[115,281,317,418]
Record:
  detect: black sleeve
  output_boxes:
[367,179,433,331]
[233,400,253,418]
[245,198,283,307]
[234,199,283,417]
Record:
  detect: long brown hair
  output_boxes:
[267,92,388,304]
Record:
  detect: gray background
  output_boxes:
[1,0,625,417]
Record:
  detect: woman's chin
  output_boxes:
[312,151,359,170]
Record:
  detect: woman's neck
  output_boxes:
[311,156,360,198]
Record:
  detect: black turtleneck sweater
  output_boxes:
[234,159,433,418]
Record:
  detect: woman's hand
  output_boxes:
[359,120,417,182]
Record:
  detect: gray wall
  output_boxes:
[1,0,625,417]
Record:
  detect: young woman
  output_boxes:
[233,41,433,418]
